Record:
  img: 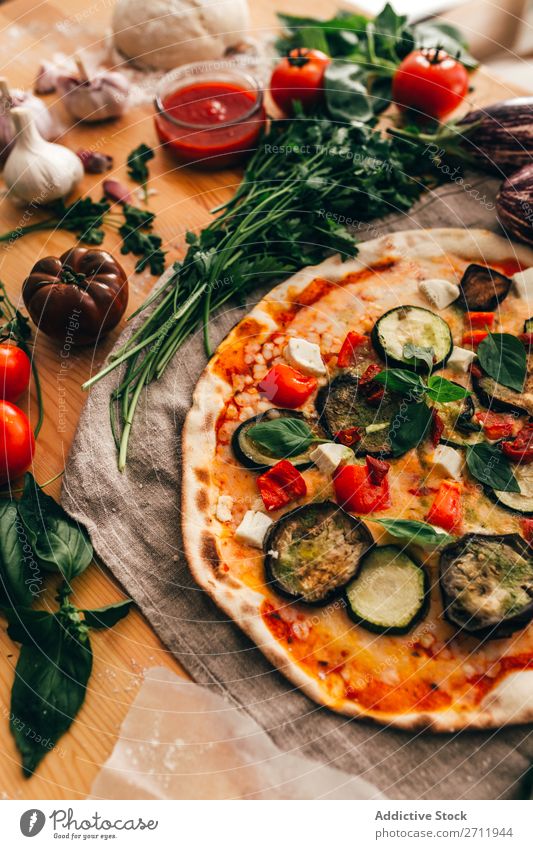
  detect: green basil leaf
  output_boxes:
[390,400,433,457]
[402,343,434,372]
[477,333,526,393]
[426,375,470,403]
[247,418,314,458]
[324,61,374,124]
[373,369,425,395]
[5,606,92,776]
[0,502,37,607]
[18,474,93,583]
[375,519,454,547]
[82,600,133,630]
[466,443,520,493]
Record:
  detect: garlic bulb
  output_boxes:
[56,59,129,123]
[3,108,83,204]
[0,78,58,166]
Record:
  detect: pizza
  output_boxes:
[182,228,533,730]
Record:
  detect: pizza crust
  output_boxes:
[182,228,533,731]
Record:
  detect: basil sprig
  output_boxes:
[248,418,324,458]
[376,519,454,547]
[403,343,435,372]
[477,333,526,392]
[466,443,520,493]
[389,400,433,457]
[0,473,132,776]
[373,368,469,403]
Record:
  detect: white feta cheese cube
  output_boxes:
[432,445,463,480]
[215,495,233,523]
[512,267,533,303]
[235,510,273,549]
[285,337,326,376]
[310,442,354,475]
[446,345,476,372]
[418,278,460,310]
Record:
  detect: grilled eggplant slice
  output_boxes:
[457,263,512,311]
[345,545,429,634]
[371,305,452,371]
[432,387,484,447]
[232,409,324,471]
[264,501,373,605]
[440,533,533,638]
[316,372,400,456]
[492,462,533,515]
[472,356,533,415]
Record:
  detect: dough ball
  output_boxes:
[112,0,251,70]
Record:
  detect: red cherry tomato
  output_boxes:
[501,424,533,464]
[0,400,35,484]
[392,48,469,120]
[336,332,369,368]
[258,363,317,408]
[475,411,516,441]
[270,48,330,114]
[0,344,31,402]
[426,480,462,532]
[333,463,391,514]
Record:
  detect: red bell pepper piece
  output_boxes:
[462,329,488,348]
[334,463,391,514]
[335,426,362,446]
[431,410,445,447]
[475,411,515,441]
[257,459,307,512]
[426,480,462,532]
[519,332,533,350]
[336,332,368,367]
[466,311,495,329]
[520,518,533,545]
[258,364,317,409]
[501,423,533,464]
[366,455,390,486]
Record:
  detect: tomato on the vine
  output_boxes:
[0,400,34,484]
[270,48,330,114]
[0,343,31,402]
[392,48,468,119]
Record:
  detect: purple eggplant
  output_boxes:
[496,162,533,246]
[390,97,533,176]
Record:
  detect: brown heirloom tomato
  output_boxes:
[22,247,128,345]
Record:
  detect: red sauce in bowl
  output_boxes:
[154,67,266,168]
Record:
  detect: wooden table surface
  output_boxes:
[0,0,527,800]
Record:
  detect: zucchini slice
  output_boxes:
[472,356,533,416]
[345,545,429,634]
[371,306,453,371]
[232,409,324,471]
[316,372,400,456]
[432,388,484,448]
[492,461,533,515]
[457,264,512,311]
[525,317,533,334]
[440,533,533,638]
[264,502,373,605]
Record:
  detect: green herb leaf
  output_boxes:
[18,474,93,583]
[426,375,470,403]
[0,502,37,608]
[414,19,478,70]
[82,600,133,630]
[248,417,315,458]
[6,605,92,776]
[402,343,435,372]
[373,368,425,395]
[477,333,526,393]
[324,61,374,124]
[375,518,454,547]
[390,400,433,457]
[127,143,155,201]
[466,443,520,493]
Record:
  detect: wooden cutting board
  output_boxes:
[0,0,527,800]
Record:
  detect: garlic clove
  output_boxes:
[3,107,83,205]
[0,78,59,166]
[56,61,130,124]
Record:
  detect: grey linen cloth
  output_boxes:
[62,175,532,800]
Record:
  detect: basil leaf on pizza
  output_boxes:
[426,375,470,403]
[390,400,433,457]
[375,519,454,547]
[466,442,521,493]
[402,343,435,372]
[373,369,425,396]
[247,417,317,458]
[477,333,526,392]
